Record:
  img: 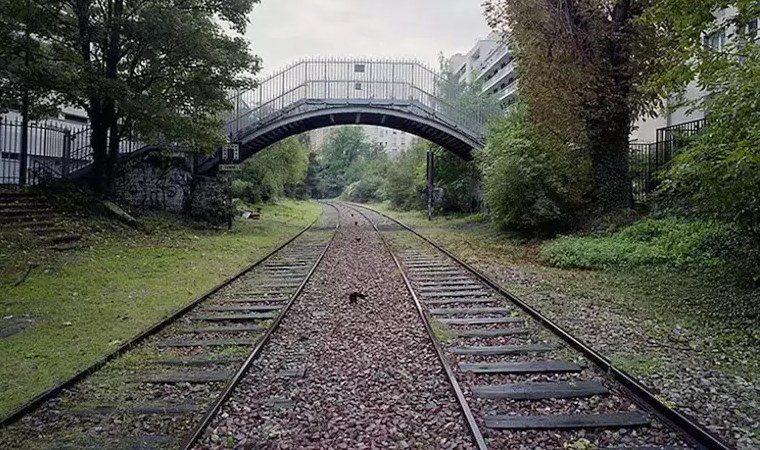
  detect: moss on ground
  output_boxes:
[0,200,320,417]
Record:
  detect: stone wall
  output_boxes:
[112,149,232,226]
[189,175,233,227]
[113,151,193,212]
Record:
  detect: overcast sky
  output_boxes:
[245,0,491,76]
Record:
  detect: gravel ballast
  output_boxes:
[194,204,474,449]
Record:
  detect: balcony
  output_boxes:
[482,60,516,93]
[497,82,518,102]
[475,44,511,79]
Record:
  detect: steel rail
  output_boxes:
[0,213,322,429]
[179,202,341,449]
[347,202,734,450]
[340,202,488,450]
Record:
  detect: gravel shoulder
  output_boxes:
[373,205,760,450]
[194,204,474,449]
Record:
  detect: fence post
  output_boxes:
[62,128,71,178]
[426,150,434,221]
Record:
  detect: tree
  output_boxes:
[317,127,382,198]
[232,136,309,204]
[0,0,62,116]
[644,2,760,235]
[386,141,427,210]
[3,0,259,192]
[477,106,566,230]
[484,0,661,214]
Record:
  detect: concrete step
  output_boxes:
[0,208,52,218]
[0,214,51,224]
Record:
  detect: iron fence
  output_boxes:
[630,118,707,202]
[0,117,143,186]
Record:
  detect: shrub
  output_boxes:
[540,218,735,270]
[476,108,566,231]
[386,142,426,210]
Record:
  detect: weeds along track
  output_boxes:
[344,202,734,450]
[0,204,339,450]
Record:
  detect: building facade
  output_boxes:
[448,32,518,111]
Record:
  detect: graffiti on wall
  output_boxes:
[113,152,193,212]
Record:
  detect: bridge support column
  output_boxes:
[426,150,434,221]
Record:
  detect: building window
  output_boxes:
[354,64,366,73]
[354,82,363,91]
[704,31,726,50]
[748,18,759,34]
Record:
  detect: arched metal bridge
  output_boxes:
[205,58,497,170]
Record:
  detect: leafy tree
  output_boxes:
[232,136,308,204]
[317,127,387,198]
[2,0,259,192]
[0,0,62,116]
[386,141,427,210]
[427,142,481,213]
[476,106,566,230]
[644,2,760,237]
[484,0,661,213]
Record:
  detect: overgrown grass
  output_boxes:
[0,200,320,417]
[541,218,734,269]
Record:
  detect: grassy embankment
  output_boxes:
[369,202,760,379]
[0,200,321,417]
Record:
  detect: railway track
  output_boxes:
[344,202,734,450]
[0,204,340,450]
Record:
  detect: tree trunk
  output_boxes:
[587,102,633,211]
[586,0,634,212]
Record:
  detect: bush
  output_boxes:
[476,108,566,231]
[541,218,736,270]
[233,137,309,204]
[386,142,426,210]
[341,176,386,203]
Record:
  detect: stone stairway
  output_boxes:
[0,191,82,250]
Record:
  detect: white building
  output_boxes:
[631,8,757,143]
[449,32,518,110]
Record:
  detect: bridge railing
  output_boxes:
[225,58,494,142]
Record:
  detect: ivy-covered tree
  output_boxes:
[484,0,661,214]
[1,0,260,192]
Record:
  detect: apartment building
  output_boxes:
[448,32,518,110]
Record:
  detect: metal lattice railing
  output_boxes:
[224,58,497,142]
[630,118,708,202]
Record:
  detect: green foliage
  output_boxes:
[476,107,566,231]
[232,137,308,204]
[430,143,481,213]
[644,3,760,238]
[541,218,736,270]
[317,127,391,199]
[485,0,661,212]
[385,141,427,210]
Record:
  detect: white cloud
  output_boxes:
[245,0,491,75]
